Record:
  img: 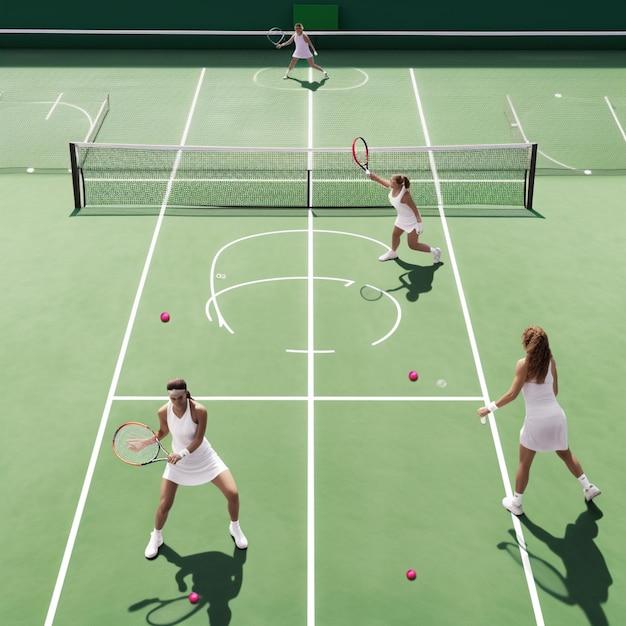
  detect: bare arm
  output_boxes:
[187,400,208,454]
[368,171,391,188]
[400,189,422,221]
[277,34,295,48]
[303,33,317,54]
[477,358,527,418]
[551,357,558,396]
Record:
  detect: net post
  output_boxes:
[69,142,85,209]
[525,142,538,209]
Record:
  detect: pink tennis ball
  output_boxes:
[406,569,417,580]
[160,312,170,323]
[189,592,199,603]
[408,370,418,381]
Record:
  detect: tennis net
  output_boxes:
[69,141,537,210]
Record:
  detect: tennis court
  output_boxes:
[1,41,626,626]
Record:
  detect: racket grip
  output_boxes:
[314,51,318,56]
[480,416,487,425]
[365,169,371,178]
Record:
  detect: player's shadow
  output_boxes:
[128,544,246,625]
[497,501,612,626]
[387,259,444,302]
[284,75,328,91]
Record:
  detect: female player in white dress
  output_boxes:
[367,171,441,263]
[139,378,248,558]
[478,326,601,516]
[276,23,329,80]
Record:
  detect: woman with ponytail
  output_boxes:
[478,326,601,516]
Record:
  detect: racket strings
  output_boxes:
[113,424,158,464]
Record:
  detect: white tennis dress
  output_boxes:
[520,364,568,452]
[293,33,313,59]
[388,186,420,233]
[162,399,228,486]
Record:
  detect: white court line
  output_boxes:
[413,72,545,626]
[43,68,207,626]
[306,64,316,626]
[45,93,63,120]
[113,395,484,402]
[604,96,626,142]
[505,94,576,172]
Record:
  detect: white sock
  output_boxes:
[577,474,591,489]
[513,492,523,505]
[230,520,240,529]
[153,528,162,536]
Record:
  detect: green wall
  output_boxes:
[2,0,626,48]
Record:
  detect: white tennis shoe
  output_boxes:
[145,530,163,559]
[323,72,329,79]
[502,496,524,516]
[584,484,602,501]
[229,522,248,549]
[378,249,398,262]
[433,247,442,263]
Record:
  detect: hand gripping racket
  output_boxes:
[352,136,369,175]
[267,27,286,48]
[112,422,170,466]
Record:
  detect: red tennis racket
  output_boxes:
[351,136,369,173]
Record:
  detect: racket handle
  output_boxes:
[365,169,371,178]
[314,51,318,56]
[480,416,487,425]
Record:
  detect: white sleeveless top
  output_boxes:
[162,399,228,486]
[293,33,313,59]
[388,186,419,233]
[520,364,568,452]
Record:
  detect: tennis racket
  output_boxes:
[267,27,286,48]
[112,422,170,466]
[352,136,369,173]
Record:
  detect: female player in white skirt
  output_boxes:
[478,326,601,516]
[141,378,248,558]
[368,170,441,263]
[276,23,329,80]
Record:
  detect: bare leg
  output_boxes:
[406,229,433,253]
[212,469,240,521]
[556,448,584,478]
[515,444,537,494]
[306,57,326,73]
[154,479,178,530]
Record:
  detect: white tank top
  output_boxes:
[388,186,415,221]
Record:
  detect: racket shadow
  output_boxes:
[498,501,612,626]
[129,544,247,626]
[386,259,444,302]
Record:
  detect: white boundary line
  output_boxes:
[43,68,206,626]
[306,65,316,626]
[604,96,626,142]
[411,69,545,626]
[45,93,63,120]
[113,395,484,402]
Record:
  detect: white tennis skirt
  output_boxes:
[162,440,228,486]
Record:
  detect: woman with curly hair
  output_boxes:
[478,326,601,516]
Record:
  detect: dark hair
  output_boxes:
[521,326,552,383]
[393,174,410,189]
[166,378,191,398]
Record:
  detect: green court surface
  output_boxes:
[1,47,625,626]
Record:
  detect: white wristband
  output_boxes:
[179,448,190,458]
[488,401,499,412]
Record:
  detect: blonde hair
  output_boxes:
[521,326,552,383]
